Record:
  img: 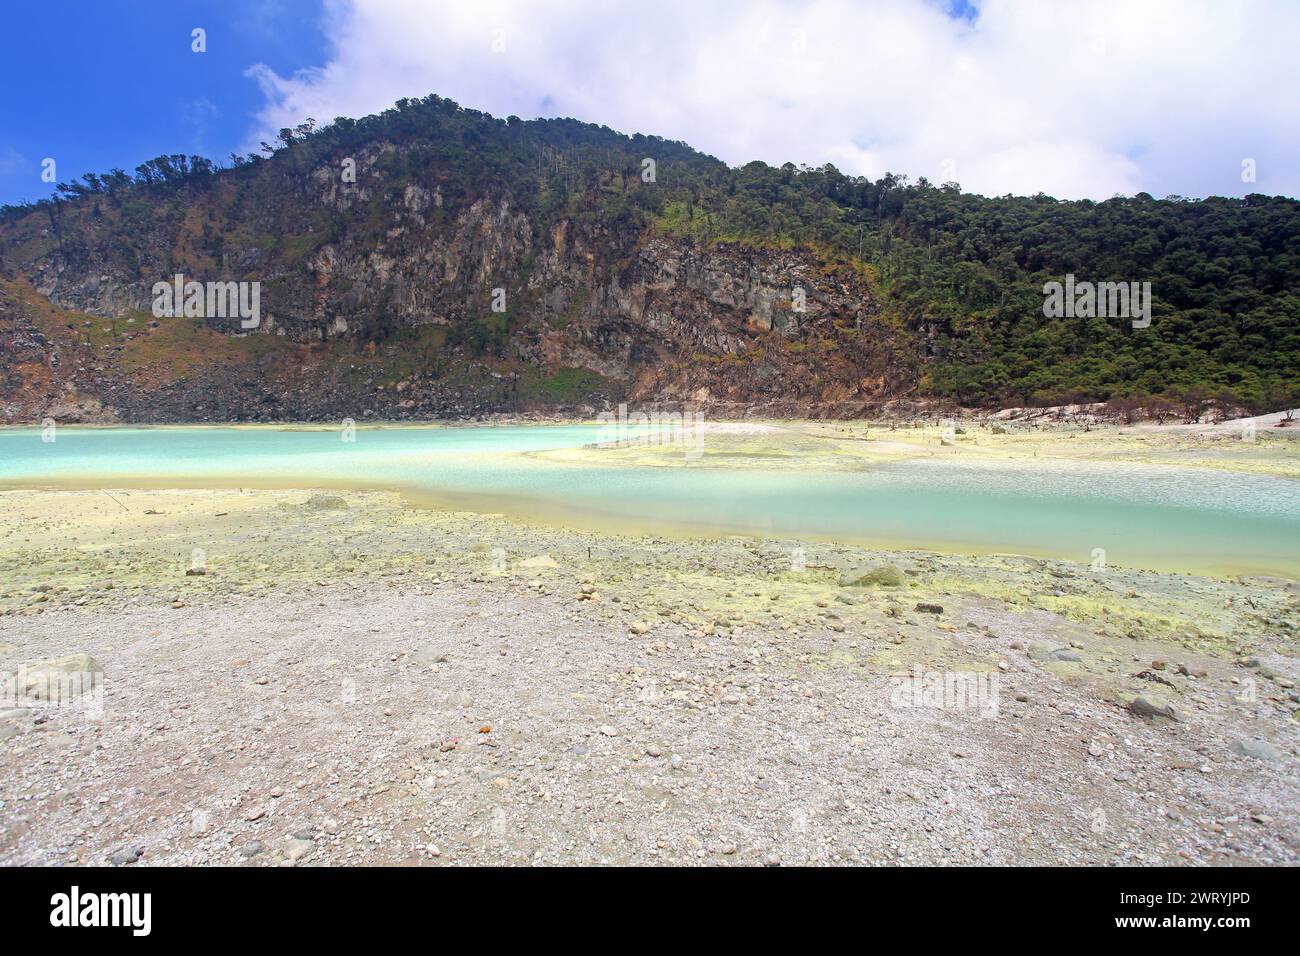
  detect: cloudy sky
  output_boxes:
[3,0,1298,204]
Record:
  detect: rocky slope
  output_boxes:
[0,107,911,423]
[5,92,1293,423]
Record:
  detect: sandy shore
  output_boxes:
[1,482,1297,865]
[546,415,1300,479]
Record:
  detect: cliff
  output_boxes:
[2,93,1295,422]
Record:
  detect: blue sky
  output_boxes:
[2,1,1298,204]
[0,0,329,205]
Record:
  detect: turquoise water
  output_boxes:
[1,425,1298,577]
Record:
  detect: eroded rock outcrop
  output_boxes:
[0,136,910,423]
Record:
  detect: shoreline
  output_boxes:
[3,420,1298,577]
[5,481,1291,580]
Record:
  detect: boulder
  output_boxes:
[1230,738,1280,762]
[19,653,102,701]
[1128,696,1178,720]
[838,564,904,588]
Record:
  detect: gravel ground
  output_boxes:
[0,488,1296,866]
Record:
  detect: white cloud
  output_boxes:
[245,0,1300,199]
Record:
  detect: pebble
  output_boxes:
[285,838,314,862]
[109,846,143,866]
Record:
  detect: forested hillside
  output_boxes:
[1,93,1296,421]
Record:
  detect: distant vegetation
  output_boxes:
[4,94,1297,412]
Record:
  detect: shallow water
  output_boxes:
[2,425,1297,577]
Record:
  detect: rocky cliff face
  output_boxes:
[0,129,912,424]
